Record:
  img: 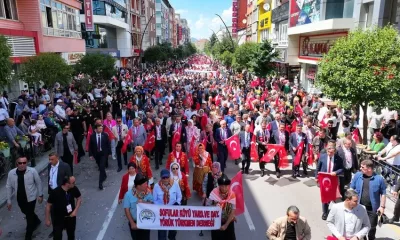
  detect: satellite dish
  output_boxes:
[242,19,247,24]
[263,3,270,11]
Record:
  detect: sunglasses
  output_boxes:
[17,162,27,165]
[172,168,178,170]
[162,176,169,179]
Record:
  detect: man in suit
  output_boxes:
[112,116,129,172]
[326,189,371,240]
[336,138,358,200]
[272,122,290,178]
[118,104,133,124]
[240,124,253,174]
[154,117,167,170]
[54,125,78,174]
[214,120,232,173]
[131,118,147,148]
[169,115,187,152]
[256,121,270,177]
[317,146,344,220]
[89,124,111,190]
[289,124,308,178]
[47,152,72,238]
[269,113,282,134]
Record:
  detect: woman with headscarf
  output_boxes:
[185,119,200,167]
[129,146,153,184]
[118,162,137,204]
[103,112,117,160]
[202,162,223,205]
[197,109,209,131]
[193,143,212,197]
[209,174,236,240]
[170,162,191,205]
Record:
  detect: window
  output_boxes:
[0,0,18,20]
[278,22,288,46]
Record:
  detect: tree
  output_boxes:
[232,42,259,72]
[317,26,400,144]
[75,53,116,82]
[212,35,236,59]
[0,35,12,86]
[253,40,279,78]
[209,33,218,49]
[220,50,234,68]
[19,53,73,88]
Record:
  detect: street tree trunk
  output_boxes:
[362,104,368,145]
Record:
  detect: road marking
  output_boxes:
[244,204,256,231]
[96,190,120,240]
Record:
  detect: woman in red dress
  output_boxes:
[192,143,212,197]
[129,146,153,184]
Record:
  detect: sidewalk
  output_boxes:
[0,151,50,208]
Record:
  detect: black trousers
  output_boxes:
[61,150,73,175]
[95,152,107,187]
[274,155,280,173]
[129,222,150,240]
[364,210,378,240]
[241,147,250,171]
[116,141,128,169]
[53,217,76,240]
[217,146,228,172]
[211,221,235,240]
[72,132,84,159]
[292,155,307,175]
[155,140,164,169]
[168,137,173,152]
[393,196,400,221]
[18,199,40,240]
[258,149,266,171]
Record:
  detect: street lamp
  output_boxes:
[215,13,235,50]
[139,14,154,69]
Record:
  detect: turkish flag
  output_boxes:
[250,121,254,133]
[85,125,93,152]
[172,130,181,151]
[260,144,281,163]
[352,128,360,144]
[295,103,304,117]
[121,128,133,153]
[230,171,244,216]
[225,134,241,159]
[320,118,328,128]
[290,120,298,133]
[293,141,305,166]
[143,131,155,152]
[189,135,196,158]
[275,96,279,106]
[250,135,258,161]
[103,125,115,140]
[307,144,314,165]
[318,172,339,203]
[326,237,338,240]
[278,147,289,168]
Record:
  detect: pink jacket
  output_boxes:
[103,119,116,129]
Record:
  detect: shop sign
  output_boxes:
[68,53,85,64]
[258,12,272,30]
[272,2,289,23]
[289,0,320,27]
[232,0,238,36]
[84,0,94,31]
[299,33,347,59]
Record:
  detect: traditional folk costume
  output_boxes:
[166,149,189,176]
[129,146,153,183]
[192,144,213,197]
[202,162,223,206]
[209,175,236,240]
[169,163,191,205]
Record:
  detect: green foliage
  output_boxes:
[74,53,116,82]
[144,42,196,63]
[0,35,12,86]
[232,42,259,72]
[253,40,279,78]
[19,53,73,87]
[317,26,400,110]
[212,35,237,59]
[220,51,234,68]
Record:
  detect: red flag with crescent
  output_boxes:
[250,121,254,133]
[172,130,181,151]
[293,140,305,166]
[307,144,314,165]
[103,125,115,140]
[352,128,360,144]
[225,134,241,159]
[278,147,289,168]
[317,173,340,203]
[85,125,93,152]
[230,171,244,216]
[121,128,133,153]
[320,118,328,128]
[143,131,156,152]
[295,103,304,117]
[260,144,282,163]
[250,134,258,161]
[291,120,298,133]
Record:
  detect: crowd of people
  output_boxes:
[3,54,400,240]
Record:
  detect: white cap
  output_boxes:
[57,99,63,103]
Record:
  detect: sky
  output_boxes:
[169,0,233,40]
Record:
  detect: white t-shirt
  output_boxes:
[128,174,136,191]
[94,88,102,98]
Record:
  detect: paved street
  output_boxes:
[0,151,399,240]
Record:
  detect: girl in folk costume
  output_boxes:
[129,146,154,184]
[199,124,215,162]
[202,162,223,206]
[192,143,213,196]
[170,163,191,205]
[166,142,189,176]
[209,175,237,240]
[185,120,200,167]
[197,109,209,131]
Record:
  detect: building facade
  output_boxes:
[0,0,85,96]
[128,0,141,67]
[257,0,272,42]
[140,0,156,52]
[245,0,258,42]
[155,0,169,44]
[80,0,132,67]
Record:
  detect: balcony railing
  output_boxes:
[43,27,82,39]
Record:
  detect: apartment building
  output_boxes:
[245,0,258,42]
[140,0,156,52]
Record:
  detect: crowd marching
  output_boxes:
[2,54,400,240]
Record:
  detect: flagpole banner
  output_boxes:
[136,203,222,230]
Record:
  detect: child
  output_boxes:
[28,119,43,146]
[36,115,47,131]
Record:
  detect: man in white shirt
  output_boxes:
[326,189,371,240]
[377,135,400,187]
[54,99,66,120]
[165,92,174,103]
[153,169,182,240]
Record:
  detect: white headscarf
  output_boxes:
[170,162,182,180]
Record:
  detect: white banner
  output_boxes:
[184,69,217,75]
[136,203,222,230]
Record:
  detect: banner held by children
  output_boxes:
[136,203,222,230]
